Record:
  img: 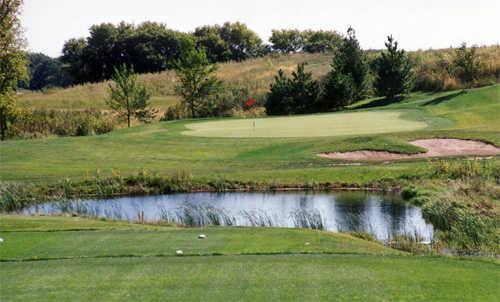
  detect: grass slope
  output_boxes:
[17,53,331,111]
[17,46,500,111]
[1,216,498,302]
[1,85,499,183]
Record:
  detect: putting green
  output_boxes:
[183,111,428,138]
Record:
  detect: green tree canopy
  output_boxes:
[453,43,482,88]
[265,63,320,115]
[372,35,414,99]
[107,65,155,128]
[20,53,70,90]
[302,30,342,53]
[269,29,303,53]
[0,0,26,140]
[174,48,223,118]
[194,22,263,62]
[61,22,193,84]
[321,27,370,110]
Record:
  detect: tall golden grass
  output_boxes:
[18,46,499,111]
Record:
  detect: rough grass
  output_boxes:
[17,53,331,111]
[1,216,498,302]
[17,46,500,111]
[183,110,428,138]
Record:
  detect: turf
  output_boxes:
[0,216,398,260]
[184,110,427,138]
[2,85,499,183]
[1,216,498,302]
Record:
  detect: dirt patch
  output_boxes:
[319,139,500,161]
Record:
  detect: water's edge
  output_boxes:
[24,191,433,242]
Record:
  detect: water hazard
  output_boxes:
[25,191,433,241]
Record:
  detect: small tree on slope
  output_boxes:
[174,48,222,118]
[373,35,414,99]
[107,65,155,128]
[321,27,369,110]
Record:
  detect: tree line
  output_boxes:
[23,21,344,89]
[266,28,414,115]
[265,28,483,115]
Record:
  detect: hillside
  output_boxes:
[3,85,499,183]
[17,46,500,111]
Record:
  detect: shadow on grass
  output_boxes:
[352,96,405,109]
[420,90,466,106]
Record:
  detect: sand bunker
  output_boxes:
[319,139,500,161]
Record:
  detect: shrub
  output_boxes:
[8,109,116,139]
[320,27,370,109]
[265,63,320,115]
[372,36,414,99]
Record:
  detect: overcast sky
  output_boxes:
[23,0,500,57]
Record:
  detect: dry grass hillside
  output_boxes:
[18,46,500,111]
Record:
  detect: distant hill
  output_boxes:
[18,46,500,111]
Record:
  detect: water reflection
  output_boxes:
[25,191,433,241]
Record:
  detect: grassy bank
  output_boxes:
[1,216,498,301]
[2,85,499,183]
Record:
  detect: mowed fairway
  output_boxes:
[184,110,428,138]
[1,216,499,302]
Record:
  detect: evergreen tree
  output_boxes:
[291,63,320,114]
[265,63,319,115]
[373,35,414,99]
[265,70,293,115]
[321,27,369,110]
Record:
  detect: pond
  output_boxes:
[25,191,433,241]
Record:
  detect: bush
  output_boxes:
[320,27,370,109]
[265,63,320,115]
[8,109,116,139]
[372,36,414,99]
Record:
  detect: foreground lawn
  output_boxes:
[3,255,499,302]
[0,216,498,301]
[0,216,398,260]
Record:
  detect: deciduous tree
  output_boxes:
[107,65,155,128]
[174,48,223,118]
[270,29,303,53]
[0,0,26,140]
[453,43,482,88]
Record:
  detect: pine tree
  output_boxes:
[290,63,320,114]
[373,35,414,99]
[265,63,319,115]
[321,27,369,110]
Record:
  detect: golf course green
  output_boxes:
[183,110,427,138]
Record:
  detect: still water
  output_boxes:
[25,191,433,241]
